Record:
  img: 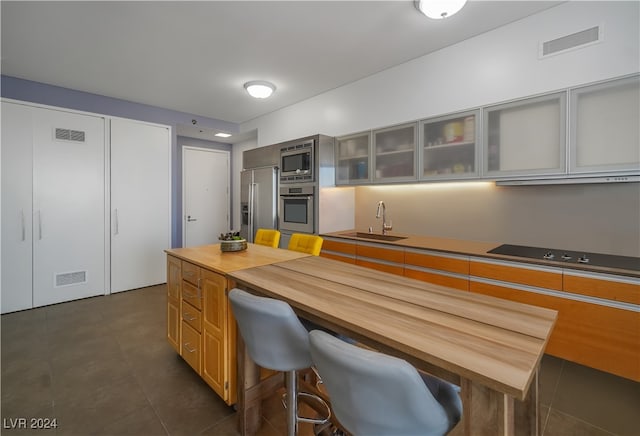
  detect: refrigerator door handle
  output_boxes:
[248,182,255,243]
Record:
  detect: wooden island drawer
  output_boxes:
[182,261,200,286]
[181,321,201,373]
[182,301,202,332]
[182,280,202,310]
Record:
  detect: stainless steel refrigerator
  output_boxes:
[240,166,278,242]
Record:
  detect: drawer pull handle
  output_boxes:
[184,343,197,353]
[182,291,203,300]
[182,313,196,321]
[185,271,194,277]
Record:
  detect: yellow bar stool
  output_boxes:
[288,233,323,256]
[254,228,281,248]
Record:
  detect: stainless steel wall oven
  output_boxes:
[278,185,314,234]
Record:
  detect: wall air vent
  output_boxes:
[55,271,87,287]
[55,128,86,142]
[540,26,601,58]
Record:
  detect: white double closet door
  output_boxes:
[1,102,171,313]
[1,102,106,311]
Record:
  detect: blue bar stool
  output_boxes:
[309,329,463,436]
[229,288,330,436]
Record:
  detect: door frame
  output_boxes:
[181,146,231,247]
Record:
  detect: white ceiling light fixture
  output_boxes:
[215,132,232,138]
[244,80,276,99]
[414,0,467,19]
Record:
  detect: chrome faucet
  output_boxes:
[375,201,393,235]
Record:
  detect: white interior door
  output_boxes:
[111,118,170,293]
[32,107,106,307]
[183,147,230,247]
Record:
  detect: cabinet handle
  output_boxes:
[182,312,196,321]
[20,209,26,241]
[37,210,42,240]
[183,291,196,299]
[114,209,119,235]
[185,271,194,277]
[183,343,196,353]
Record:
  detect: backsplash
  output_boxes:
[354,182,640,257]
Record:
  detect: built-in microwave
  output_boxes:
[280,140,314,183]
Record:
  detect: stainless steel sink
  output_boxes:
[341,232,407,242]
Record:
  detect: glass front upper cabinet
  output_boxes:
[373,122,417,182]
[570,75,640,174]
[420,110,479,179]
[335,131,371,185]
[484,92,566,177]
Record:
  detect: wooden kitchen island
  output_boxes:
[229,255,558,436]
[164,243,310,405]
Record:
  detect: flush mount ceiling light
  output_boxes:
[244,81,276,99]
[414,0,467,19]
[215,132,232,138]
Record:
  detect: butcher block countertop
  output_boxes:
[323,230,640,278]
[229,255,558,401]
[165,243,310,274]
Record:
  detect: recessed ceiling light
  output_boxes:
[415,0,467,19]
[215,133,232,138]
[244,81,276,99]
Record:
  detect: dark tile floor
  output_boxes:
[1,285,638,435]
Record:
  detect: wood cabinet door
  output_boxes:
[470,280,639,382]
[167,299,180,353]
[201,269,229,400]
[167,256,181,300]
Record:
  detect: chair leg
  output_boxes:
[286,370,298,436]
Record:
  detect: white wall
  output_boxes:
[242,2,639,145]
[236,1,640,256]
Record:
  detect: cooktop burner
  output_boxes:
[487,244,640,272]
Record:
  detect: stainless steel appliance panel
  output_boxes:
[279,185,314,234]
[240,166,278,242]
[280,140,314,183]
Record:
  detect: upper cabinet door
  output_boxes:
[569,75,640,174]
[335,131,371,185]
[484,92,566,177]
[373,122,417,182]
[420,110,479,180]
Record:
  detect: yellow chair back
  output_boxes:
[288,233,323,256]
[254,229,281,248]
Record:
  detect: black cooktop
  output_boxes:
[487,244,640,272]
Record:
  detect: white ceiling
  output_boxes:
[1,1,562,142]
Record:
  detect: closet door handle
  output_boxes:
[114,209,119,235]
[37,210,42,240]
[20,209,26,241]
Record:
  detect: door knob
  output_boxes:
[187,215,197,222]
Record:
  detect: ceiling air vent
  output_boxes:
[540,26,601,58]
[55,128,86,142]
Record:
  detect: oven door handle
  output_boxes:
[280,195,312,200]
